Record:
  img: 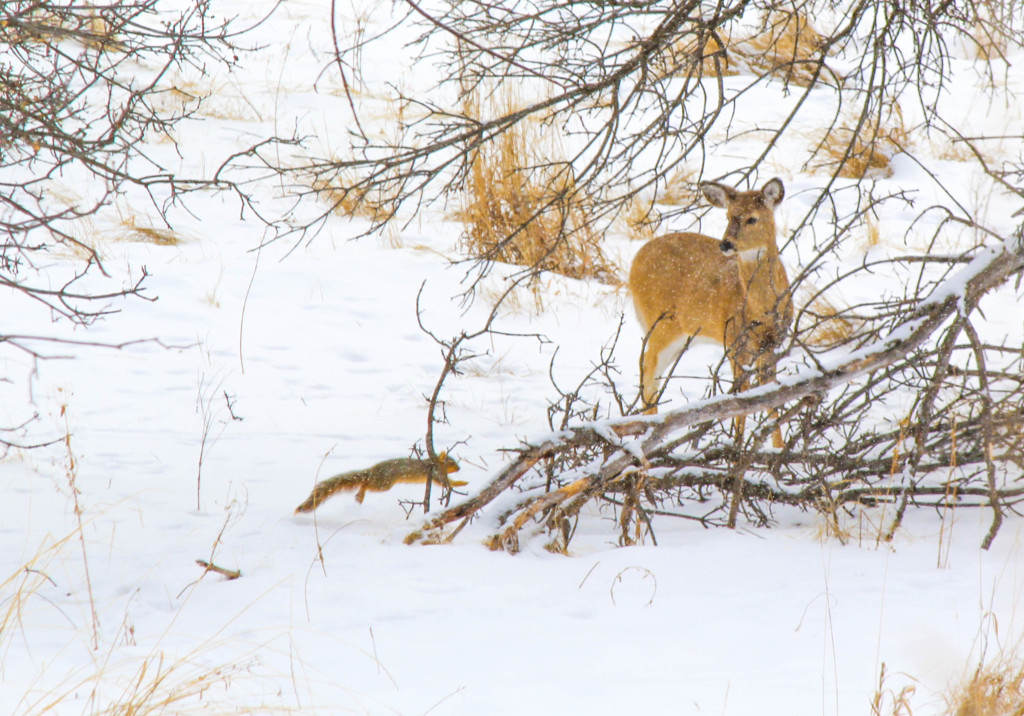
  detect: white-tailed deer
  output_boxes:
[629,177,792,446]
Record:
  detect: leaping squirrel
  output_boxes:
[295,453,465,513]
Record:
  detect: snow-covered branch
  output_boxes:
[409,230,1024,551]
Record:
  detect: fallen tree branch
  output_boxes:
[407,232,1024,551]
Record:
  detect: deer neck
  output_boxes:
[735,244,787,318]
[735,245,778,284]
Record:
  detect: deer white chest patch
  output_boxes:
[737,247,767,263]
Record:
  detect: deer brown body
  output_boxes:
[629,178,792,445]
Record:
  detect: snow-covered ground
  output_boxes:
[2,2,1023,713]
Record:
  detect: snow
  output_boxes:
[3,2,1024,714]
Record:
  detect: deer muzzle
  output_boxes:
[720,219,740,255]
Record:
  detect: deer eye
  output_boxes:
[746,216,758,225]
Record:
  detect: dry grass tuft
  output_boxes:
[2,8,123,50]
[311,171,395,224]
[813,501,855,545]
[732,12,838,88]
[5,536,298,714]
[863,212,882,250]
[28,653,253,715]
[665,33,738,78]
[18,643,300,716]
[798,292,860,348]
[871,663,917,716]
[657,167,700,207]
[617,194,664,242]
[2,533,76,654]
[813,503,900,548]
[148,73,263,123]
[805,106,907,179]
[458,92,619,289]
[960,0,1023,63]
[947,657,1024,716]
[477,275,538,315]
[935,139,977,164]
[118,215,188,246]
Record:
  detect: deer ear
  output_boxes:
[700,182,735,208]
[762,178,785,207]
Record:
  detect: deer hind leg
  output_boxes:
[639,356,660,414]
[767,410,783,448]
[732,414,747,445]
[640,347,671,415]
[728,330,784,448]
[640,323,692,414]
[729,356,749,445]
[729,358,784,447]
[756,355,784,449]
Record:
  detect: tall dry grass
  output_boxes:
[962,0,1023,62]
[946,657,1024,716]
[870,663,916,716]
[458,91,619,292]
[1,534,75,663]
[732,11,838,88]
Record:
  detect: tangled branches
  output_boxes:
[407,232,1024,552]
[261,0,1024,261]
[270,0,1024,551]
[1,1,263,449]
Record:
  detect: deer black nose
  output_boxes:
[720,239,736,255]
